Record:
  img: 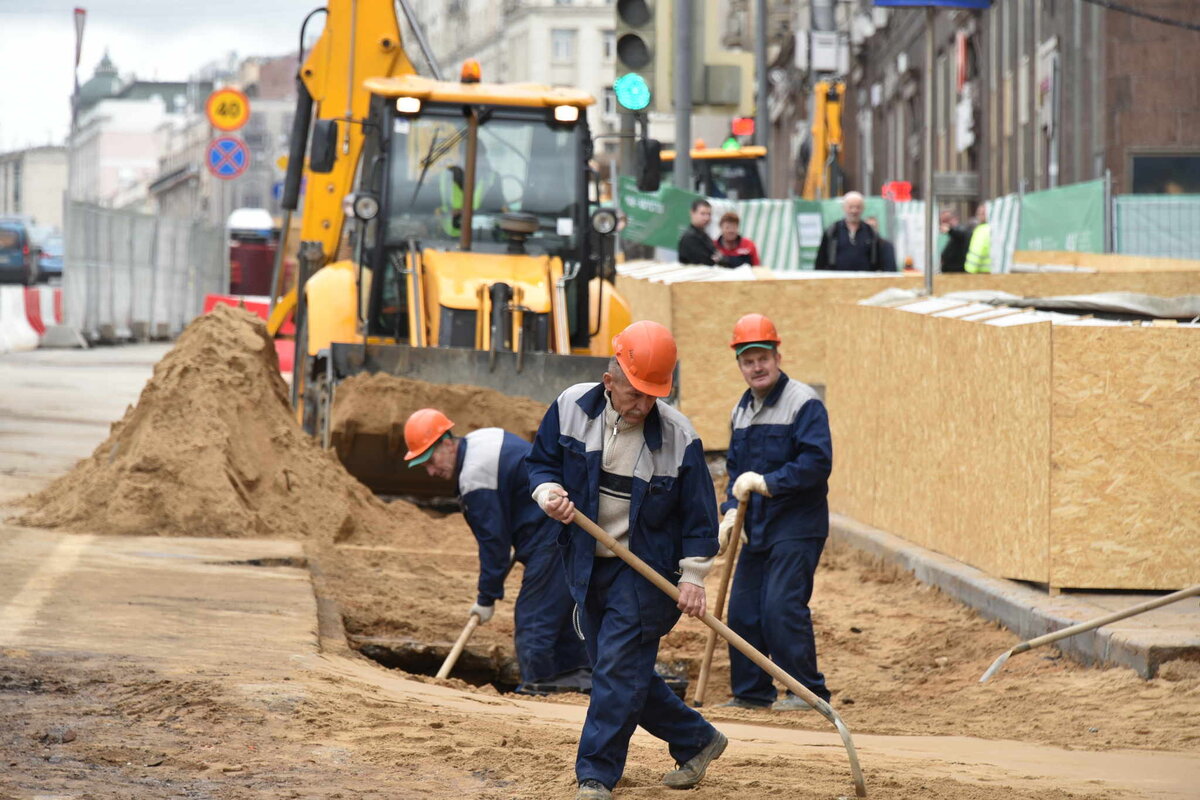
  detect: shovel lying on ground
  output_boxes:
[436,613,481,680]
[572,510,867,798]
[980,583,1200,683]
[692,500,746,707]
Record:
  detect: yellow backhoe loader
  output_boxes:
[265,0,632,495]
[661,144,768,200]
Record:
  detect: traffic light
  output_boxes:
[615,0,666,112]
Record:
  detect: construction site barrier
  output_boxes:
[63,201,224,343]
[22,286,64,338]
[0,285,40,354]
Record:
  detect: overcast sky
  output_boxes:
[0,0,318,152]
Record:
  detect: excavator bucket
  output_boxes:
[312,342,610,497]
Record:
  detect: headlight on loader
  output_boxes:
[395,96,422,115]
[591,208,618,235]
[553,105,580,123]
[343,193,380,221]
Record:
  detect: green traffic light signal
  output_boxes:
[614,73,651,112]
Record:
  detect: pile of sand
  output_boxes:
[330,372,550,447]
[16,305,400,542]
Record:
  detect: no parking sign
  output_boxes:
[207,136,250,180]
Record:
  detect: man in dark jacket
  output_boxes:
[813,191,885,271]
[939,209,973,273]
[677,199,729,266]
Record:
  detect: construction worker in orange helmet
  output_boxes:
[527,320,727,800]
[403,408,590,694]
[720,313,833,713]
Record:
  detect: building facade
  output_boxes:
[0,146,69,231]
[841,0,1200,203]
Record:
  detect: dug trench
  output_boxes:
[6,306,1200,799]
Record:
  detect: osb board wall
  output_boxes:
[1049,327,1200,590]
[827,305,1052,583]
[615,274,674,332]
[938,270,1200,296]
[1014,251,1200,273]
[666,276,921,448]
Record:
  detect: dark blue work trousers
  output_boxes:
[576,557,716,790]
[727,537,830,704]
[513,546,589,684]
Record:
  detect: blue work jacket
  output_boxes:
[457,428,557,606]
[721,373,833,548]
[527,382,719,641]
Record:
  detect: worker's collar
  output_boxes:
[578,382,662,450]
[452,435,466,485]
[738,371,790,411]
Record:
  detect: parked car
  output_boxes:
[37,233,63,281]
[0,219,38,285]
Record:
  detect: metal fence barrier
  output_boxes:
[63,201,225,342]
[1114,195,1200,259]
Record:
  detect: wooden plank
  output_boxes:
[827,306,1052,582]
[939,270,1200,296]
[1049,326,1200,590]
[1013,250,1200,273]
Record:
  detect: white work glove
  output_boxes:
[717,508,739,556]
[732,471,771,502]
[470,602,495,624]
[532,482,575,523]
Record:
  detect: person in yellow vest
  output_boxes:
[439,141,501,236]
[964,202,991,274]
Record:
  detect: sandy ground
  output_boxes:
[3,334,1199,800]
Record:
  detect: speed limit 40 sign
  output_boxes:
[206,87,250,132]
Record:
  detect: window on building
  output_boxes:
[12,161,21,214]
[603,86,617,117]
[603,29,615,61]
[551,29,577,63]
[555,0,573,5]
[1131,154,1200,194]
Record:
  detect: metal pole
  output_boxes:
[674,0,692,194]
[923,7,936,295]
[619,112,636,179]
[1104,167,1114,253]
[754,0,770,194]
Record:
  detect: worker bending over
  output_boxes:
[720,314,833,711]
[403,410,590,694]
[528,321,726,800]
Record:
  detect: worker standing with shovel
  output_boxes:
[403,409,591,694]
[527,321,730,800]
[719,314,833,712]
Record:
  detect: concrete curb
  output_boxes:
[829,513,1200,678]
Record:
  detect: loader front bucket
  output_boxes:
[317,342,610,497]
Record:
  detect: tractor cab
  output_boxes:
[661,145,767,200]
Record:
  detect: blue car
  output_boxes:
[0,220,38,285]
[37,234,63,281]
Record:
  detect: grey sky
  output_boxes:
[0,0,317,151]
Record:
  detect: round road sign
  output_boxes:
[207,136,250,180]
[206,87,251,131]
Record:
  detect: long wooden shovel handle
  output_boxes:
[436,613,481,680]
[693,500,747,707]
[980,583,1200,682]
[571,511,867,798]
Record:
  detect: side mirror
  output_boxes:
[635,138,662,192]
[309,119,338,173]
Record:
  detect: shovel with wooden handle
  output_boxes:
[980,583,1200,683]
[693,500,747,707]
[436,613,481,680]
[571,510,867,798]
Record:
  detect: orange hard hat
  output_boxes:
[613,320,677,397]
[403,408,455,466]
[730,313,781,355]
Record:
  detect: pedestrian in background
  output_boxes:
[713,211,761,267]
[814,191,886,271]
[528,321,727,800]
[719,314,833,712]
[402,410,591,695]
[965,202,992,274]
[939,208,973,273]
[677,199,730,266]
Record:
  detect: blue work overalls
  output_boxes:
[528,383,719,790]
[722,373,833,705]
[458,428,587,685]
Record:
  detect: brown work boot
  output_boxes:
[662,730,728,789]
[576,779,611,800]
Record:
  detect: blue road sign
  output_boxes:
[207,136,250,180]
